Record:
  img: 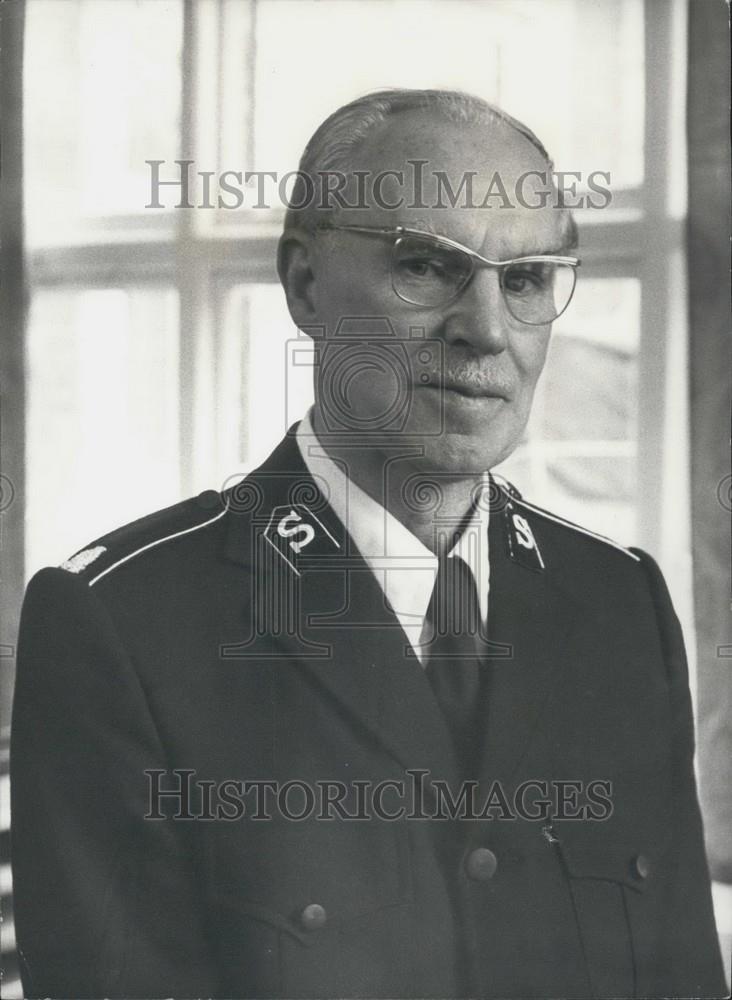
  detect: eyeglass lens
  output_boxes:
[391,235,576,324]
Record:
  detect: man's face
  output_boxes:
[307,112,571,476]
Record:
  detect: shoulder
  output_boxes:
[498,478,640,560]
[31,427,309,598]
[491,473,650,580]
[18,486,248,685]
[55,488,230,588]
[493,477,682,654]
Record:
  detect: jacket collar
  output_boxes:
[295,410,491,659]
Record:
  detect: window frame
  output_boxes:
[24,0,689,568]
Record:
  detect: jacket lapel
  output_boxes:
[223,429,461,792]
[475,488,585,787]
[299,558,462,789]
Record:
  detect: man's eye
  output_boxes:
[504,265,549,294]
[400,257,445,279]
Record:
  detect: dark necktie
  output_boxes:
[424,555,484,773]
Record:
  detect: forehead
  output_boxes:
[337,110,567,257]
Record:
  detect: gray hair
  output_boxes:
[283,88,556,233]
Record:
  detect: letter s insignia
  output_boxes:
[263,502,341,576]
[277,509,315,553]
[504,504,545,572]
[512,513,536,550]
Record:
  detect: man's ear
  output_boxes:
[277,230,317,326]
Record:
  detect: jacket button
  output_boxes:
[465,847,498,882]
[631,854,651,880]
[300,903,327,930]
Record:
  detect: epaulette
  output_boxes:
[491,473,640,563]
[59,489,228,585]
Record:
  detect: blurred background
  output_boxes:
[1,0,729,994]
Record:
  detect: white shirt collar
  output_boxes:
[296,411,490,662]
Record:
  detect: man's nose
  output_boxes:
[441,269,508,354]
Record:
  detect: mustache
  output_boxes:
[417,359,515,398]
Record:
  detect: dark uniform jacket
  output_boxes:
[11,428,725,999]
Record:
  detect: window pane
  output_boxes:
[26,287,180,573]
[544,276,641,442]
[242,0,643,192]
[497,278,641,543]
[24,0,183,246]
[219,283,311,475]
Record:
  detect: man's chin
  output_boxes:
[403,431,513,478]
[396,399,521,476]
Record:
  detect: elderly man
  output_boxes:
[11,90,725,999]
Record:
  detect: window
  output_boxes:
[1,4,701,996]
[24,0,689,611]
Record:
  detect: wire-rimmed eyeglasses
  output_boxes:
[316,223,580,326]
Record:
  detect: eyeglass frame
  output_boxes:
[314,222,581,325]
